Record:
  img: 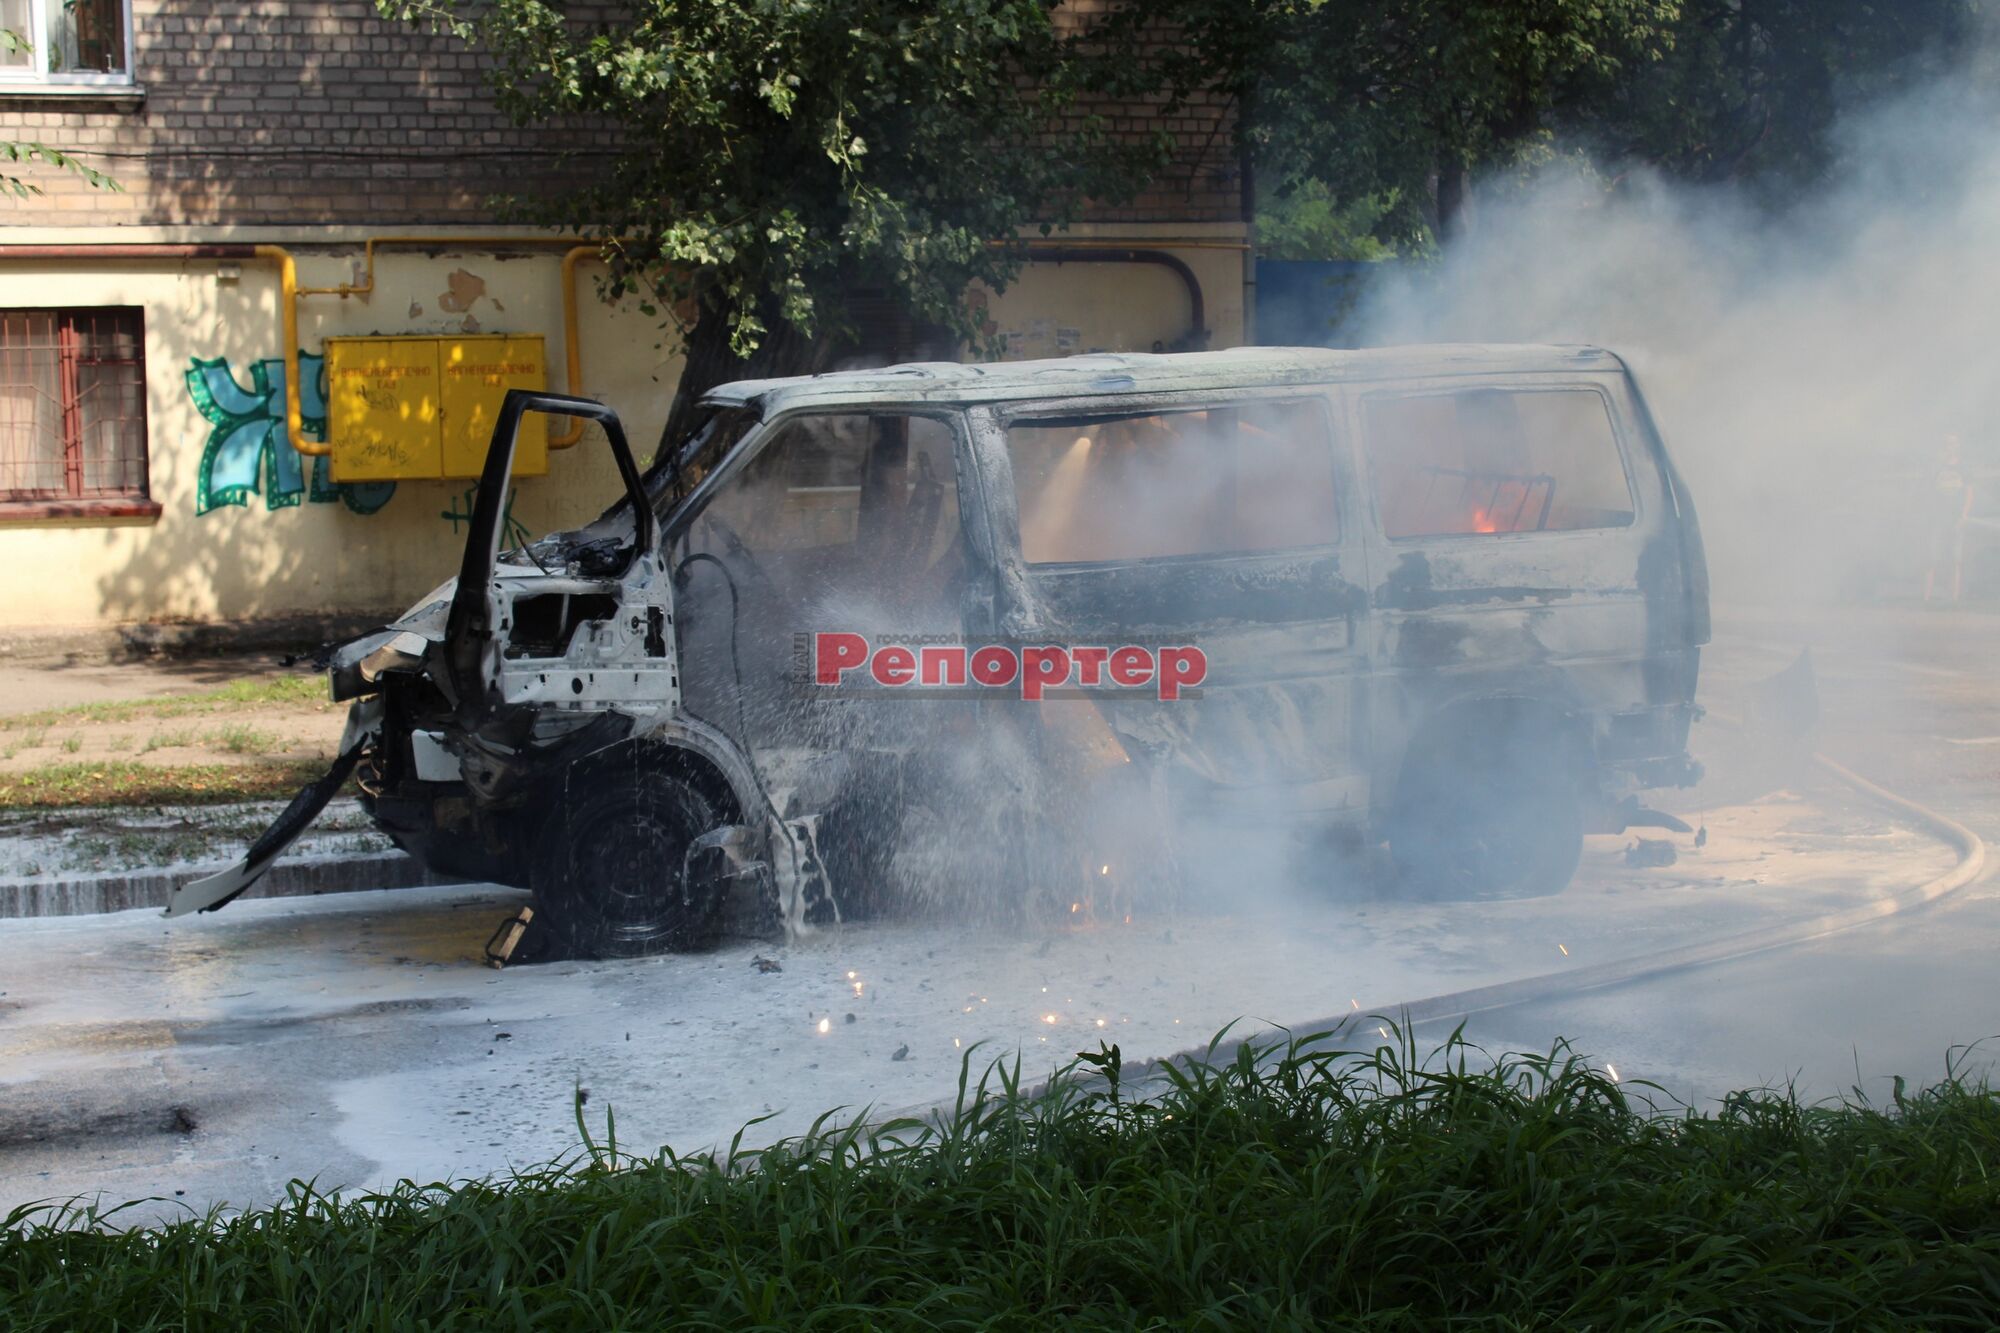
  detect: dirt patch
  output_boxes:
[1,690,343,775]
[0,672,347,814]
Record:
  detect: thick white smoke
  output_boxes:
[1353,74,2000,607]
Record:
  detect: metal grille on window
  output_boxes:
[0,309,148,502]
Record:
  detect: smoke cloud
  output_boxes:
[1353,71,2000,606]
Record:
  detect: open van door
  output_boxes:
[440,390,673,733]
[166,391,667,918]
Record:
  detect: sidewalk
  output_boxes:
[0,638,458,918]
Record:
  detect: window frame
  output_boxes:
[996,391,1348,570]
[0,0,135,89]
[0,304,157,521]
[1354,380,1640,544]
[668,404,972,556]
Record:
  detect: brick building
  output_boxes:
[0,0,1250,631]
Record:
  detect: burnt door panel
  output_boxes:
[997,396,1371,808]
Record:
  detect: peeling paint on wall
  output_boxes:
[187,353,397,516]
[437,269,489,313]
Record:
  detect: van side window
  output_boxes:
[1363,388,1633,539]
[1007,399,1339,564]
[687,412,963,615]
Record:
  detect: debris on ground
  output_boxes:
[1625,838,1680,868]
[485,908,535,968]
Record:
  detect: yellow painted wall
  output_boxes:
[0,225,1246,630]
[980,242,1247,360]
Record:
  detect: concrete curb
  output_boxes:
[0,851,464,919]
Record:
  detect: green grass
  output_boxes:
[206,723,285,757]
[0,675,327,731]
[137,728,197,755]
[4,1029,1997,1329]
[0,760,334,809]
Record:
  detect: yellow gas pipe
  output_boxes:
[254,234,1246,459]
[252,237,607,458]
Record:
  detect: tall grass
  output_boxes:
[4,1027,1997,1329]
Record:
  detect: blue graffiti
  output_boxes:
[187,353,395,516]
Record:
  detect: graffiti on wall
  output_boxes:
[439,482,532,551]
[187,353,397,516]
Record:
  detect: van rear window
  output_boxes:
[1007,400,1339,564]
[1363,388,1633,539]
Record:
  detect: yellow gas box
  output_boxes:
[326,334,549,483]
[441,337,548,478]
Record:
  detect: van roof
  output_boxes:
[701,344,1623,415]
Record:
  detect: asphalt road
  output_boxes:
[1451,602,2000,1109]
[2,603,1996,1221]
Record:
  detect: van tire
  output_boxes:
[531,765,722,956]
[1386,744,1584,901]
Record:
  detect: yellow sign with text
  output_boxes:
[327,335,548,483]
[441,337,548,478]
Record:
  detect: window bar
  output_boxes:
[1532,476,1556,532]
[57,313,84,498]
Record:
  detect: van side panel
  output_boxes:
[1350,370,1700,812]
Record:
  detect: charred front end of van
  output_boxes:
[323,568,668,889]
[168,392,793,943]
[326,591,776,949]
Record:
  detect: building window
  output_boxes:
[0,308,152,514]
[0,0,133,86]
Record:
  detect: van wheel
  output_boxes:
[1386,748,1583,901]
[531,765,721,956]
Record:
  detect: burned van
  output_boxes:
[169,346,1709,952]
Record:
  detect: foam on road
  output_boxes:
[0,765,1953,1221]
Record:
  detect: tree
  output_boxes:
[1255,179,1399,261]
[1116,0,1680,251]
[1150,0,1976,255]
[2,29,118,200]
[1564,0,1977,192]
[380,0,1163,451]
